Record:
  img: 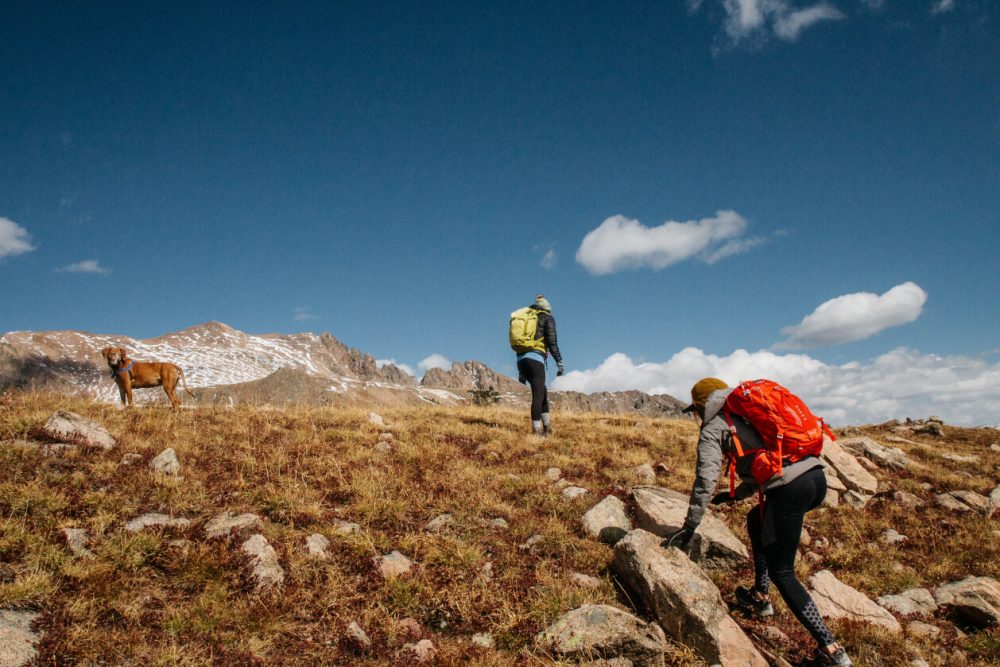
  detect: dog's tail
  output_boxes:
[178,366,196,398]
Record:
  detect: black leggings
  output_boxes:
[747,466,835,647]
[517,358,548,421]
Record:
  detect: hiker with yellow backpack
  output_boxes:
[509,295,564,436]
[670,378,853,667]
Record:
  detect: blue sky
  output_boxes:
[2,1,999,424]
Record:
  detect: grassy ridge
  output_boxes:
[0,390,997,665]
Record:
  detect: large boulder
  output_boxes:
[534,604,668,666]
[933,577,1000,628]
[838,436,911,470]
[612,529,768,667]
[40,410,115,449]
[0,609,40,667]
[581,495,632,544]
[631,486,747,570]
[809,570,901,633]
[821,438,878,495]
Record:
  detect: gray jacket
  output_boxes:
[683,388,824,531]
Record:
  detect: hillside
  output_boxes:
[0,391,997,665]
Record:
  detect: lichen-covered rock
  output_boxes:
[838,436,911,470]
[877,588,936,616]
[581,495,632,544]
[535,604,668,667]
[241,534,284,590]
[305,533,330,559]
[204,512,263,538]
[376,550,414,580]
[821,437,878,495]
[149,447,180,475]
[0,609,40,667]
[125,513,191,533]
[41,411,115,449]
[809,570,901,633]
[933,576,1000,628]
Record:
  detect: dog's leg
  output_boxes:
[164,380,180,411]
[117,380,128,407]
[124,376,134,407]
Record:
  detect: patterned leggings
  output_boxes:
[747,467,836,648]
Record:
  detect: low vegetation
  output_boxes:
[0,390,997,665]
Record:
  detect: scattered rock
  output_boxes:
[910,660,929,667]
[241,534,284,590]
[553,478,570,490]
[842,490,871,509]
[759,625,790,644]
[631,486,748,570]
[368,412,385,427]
[545,467,562,482]
[480,562,493,582]
[470,632,494,649]
[374,441,392,454]
[561,486,589,501]
[305,533,330,559]
[808,570,901,633]
[911,422,944,437]
[376,551,414,580]
[204,512,263,538]
[877,588,936,616]
[149,447,180,475]
[424,513,454,533]
[840,437,912,470]
[570,572,603,589]
[946,490,993,514]
[346,621,371,648]
[62,527,92,557]
[936,493,973,513]
[519,534,544,550]
[892,491,924,508]
[933,576,1000,628]
[125,513,191,533]
[880,529,907,545]
[821,438,878,495]
[906,621,941,639]
[395,617,424,642]
[489,517,509,530]
[612,529,768,666]
[40,410,115,449]
[0,609,40,667]
[823,489,840,507]
[331,520,360,535]
[581,495,633,544]
[119,452,142,465]
[402,639,436,663]
[942,453,978,464]
[534,604,668,667]
[632,463,656,485]
[654,462,670,476]
[990,444,1000,453]
[378,432,395,444]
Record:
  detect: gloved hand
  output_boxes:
[664,526,694,550]
[711,491,736,505]
[556,361,565,376]
[518,374,527,385]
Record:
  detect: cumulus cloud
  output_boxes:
[575,210,759,275]
[57,259,111,275]
[376,358,416,377]
[0,217,36,259]
[419,353,451,372]
[552,346,1000,426]
[692,0,845,46]
[540,249,557,270]
[778,282,927,349]
[931,0,955,14]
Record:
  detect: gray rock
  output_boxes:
[149,447,180,475]
[62,527,92,557]
[879,529,907,545]
[374,441,392,454]
[331,520,360,535]
[519,534,544,550]
[824,468,847,492]
[402,638,435,663]
[534,604,668,667]
[241,534,284,590]
[368,412,385,427]
[631,486,748,570]
[839,436,911,470]
[470,632,494,649]
[877,588,936,616]
[376,550,414,580]
[125,513,191,533]
[906,621,940,639]
[990,484,1000,508]
[633,463,656,485]
[305,533,330,559]
[942,453,979,464]
[946,490,992,514]
[204,511,263,538]
[41,410,115,449]
[570,572,603,589]
[892,491,924,508]
[611,529,768,666]
[821,437,878,495]
[936,493,974,513]
[809,570,901,633]
[480,562,493,581]
[346,621,371,648]
[909,659,930,667]
[545,467,562,482]
[823,488,840,507]
[842,490,871,509]
[490,517,509,530]
[562,486,589,501]
[378,432,395,444]
[581,495,632,544]
[990,444,1000,453]
[120,452,143,465]
[0,609,40,667]
[424,513,454,533]
[933,576,1000,628]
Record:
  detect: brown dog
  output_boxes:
[101,346,194,411]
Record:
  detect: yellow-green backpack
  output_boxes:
[509,307,546,354]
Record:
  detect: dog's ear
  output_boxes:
[100,347,111,360]
[119,347,128,359]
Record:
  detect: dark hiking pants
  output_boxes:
[517,358,548,421]
[746,466,835,647]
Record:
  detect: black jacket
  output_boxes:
[531,307,562,363]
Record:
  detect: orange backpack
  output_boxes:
[722,379,835,495]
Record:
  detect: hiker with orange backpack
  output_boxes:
[509,295,564,436]
[670,378,852,667]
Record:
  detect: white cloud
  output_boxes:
[699,0,846,46]
[931,0,955,14]
[540,249,557,270]
[419,353,451,372]
[57,259,111,275]
[552,346,1000,426]
[575,210,759,275]
[773,3,846,40]
[294,307,318,322]
[0,217,36,259]
[778,282,927,349]
[376,358,416,377]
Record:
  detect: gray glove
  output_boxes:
[556,361,565,376]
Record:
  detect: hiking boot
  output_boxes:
[735,586,774,618]
[814,646,853,666]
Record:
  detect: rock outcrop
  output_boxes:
[933,576,1000,628]
[809,570,901,633]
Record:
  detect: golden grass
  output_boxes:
[0,390,997,665]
